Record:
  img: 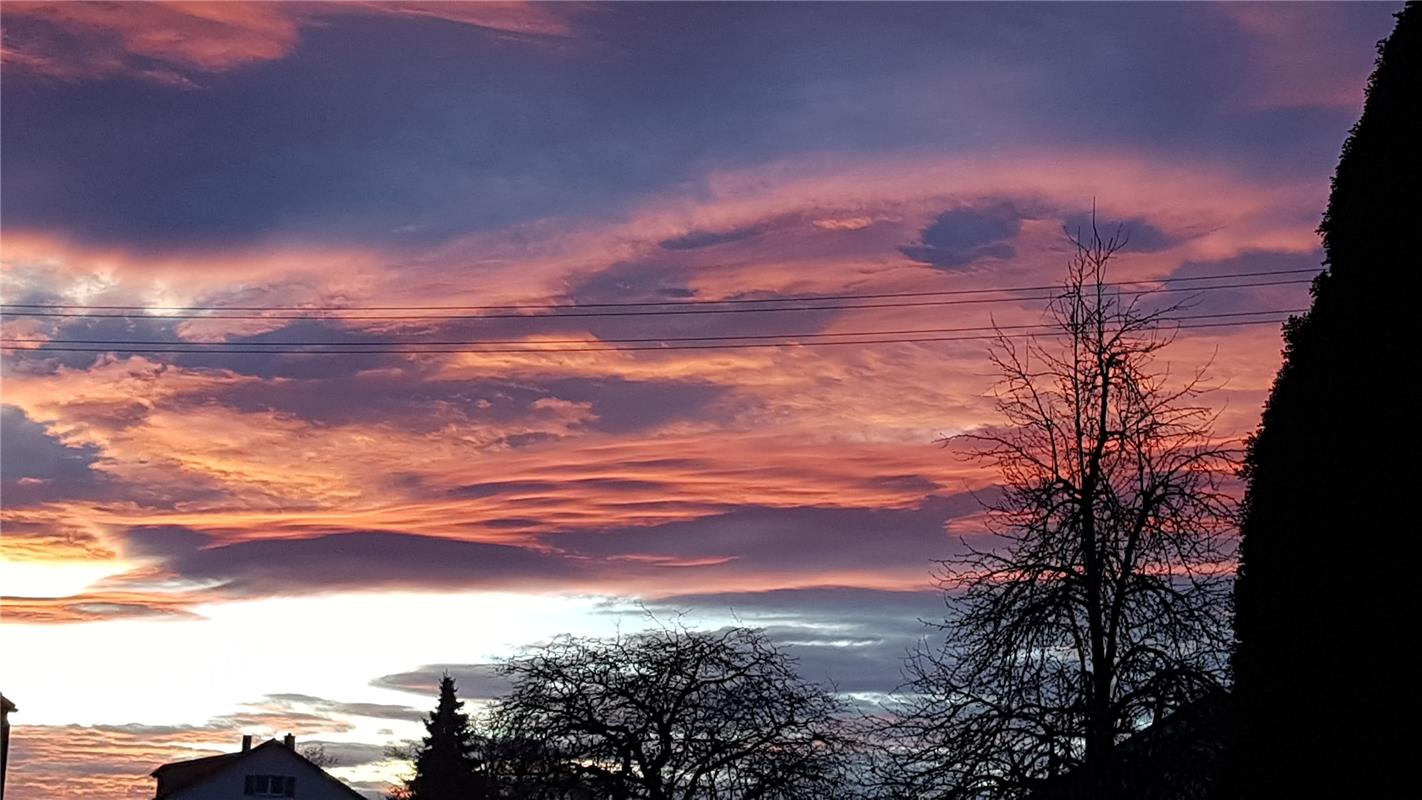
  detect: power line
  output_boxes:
[0,268,1317,312]
[0,278,1312,321]
[1,318,1295,356]
[0,309,1305,348]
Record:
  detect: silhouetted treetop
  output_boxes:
[403,674,490,800]
[879,221,1234,800]
[487,624,858,800]
[1231,3,1419,797]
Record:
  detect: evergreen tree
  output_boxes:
[1231,3,1420,795]
[405,674,488,800]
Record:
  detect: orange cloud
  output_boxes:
[5,723,223,799]
[4,708,385,798]
[0,590,203,624]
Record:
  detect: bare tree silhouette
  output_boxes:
[879,221,1235,799]
[297,743,340,769]
[474,726,594,800]
[487,624,855,800]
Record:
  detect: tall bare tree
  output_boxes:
[487,624,856,800]
[880,222,1235,798]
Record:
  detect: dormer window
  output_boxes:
[244,774,296,797]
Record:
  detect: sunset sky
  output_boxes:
[0,2,1400,797]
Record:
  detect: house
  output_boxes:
[152,734,364,800]
[1029,691,1231,800]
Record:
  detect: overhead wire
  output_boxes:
[1,318,1300,356]
[0,309,1305,348]
[0,268,1318,312]
[0,277,1313,321]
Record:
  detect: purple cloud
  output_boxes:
[900,203,1024,269]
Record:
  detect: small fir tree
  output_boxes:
[405,674,487,800]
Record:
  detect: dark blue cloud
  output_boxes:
[900,203,1024,269]
[0,3,1395,251]
[260,693,424,723]
[1060,213,1181,253]
[1,312,409,379]
[660,225,765,251]
[644,587,948,694]
[572,259,698,303]
[5,312,727,438]
[200,365,724,436]
[454,477,670,499]
[560,249,845,344]
[449,479,562,500]
[1168,248,1323,283]
[372,588,950,699]
[1164,249,1322,315]
[0,404,226,510]
[0,404,106,505]
[143,531,594,597]
[280,740,392,769]
[545,492,990,575]
[119,525,215,559]
[169,320,414,379]
[652,586,944,626]
[371,663,510,701]
[543,377,726,434]
[102,517,957,609]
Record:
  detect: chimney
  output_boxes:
[283,734,295,750]
[241,735,252,752]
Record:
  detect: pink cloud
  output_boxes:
[347,1,577,38]
[4,145,1304,636]
[0,1,576,85]
[1,1,299,84]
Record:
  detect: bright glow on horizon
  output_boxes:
[0,558,128,599]
[0,591,633,727]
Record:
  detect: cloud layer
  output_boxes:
[0,3,1396,798]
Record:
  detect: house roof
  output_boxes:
[1029,692,1232,800]
[151,750,244,798]
[152,739,365,800]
